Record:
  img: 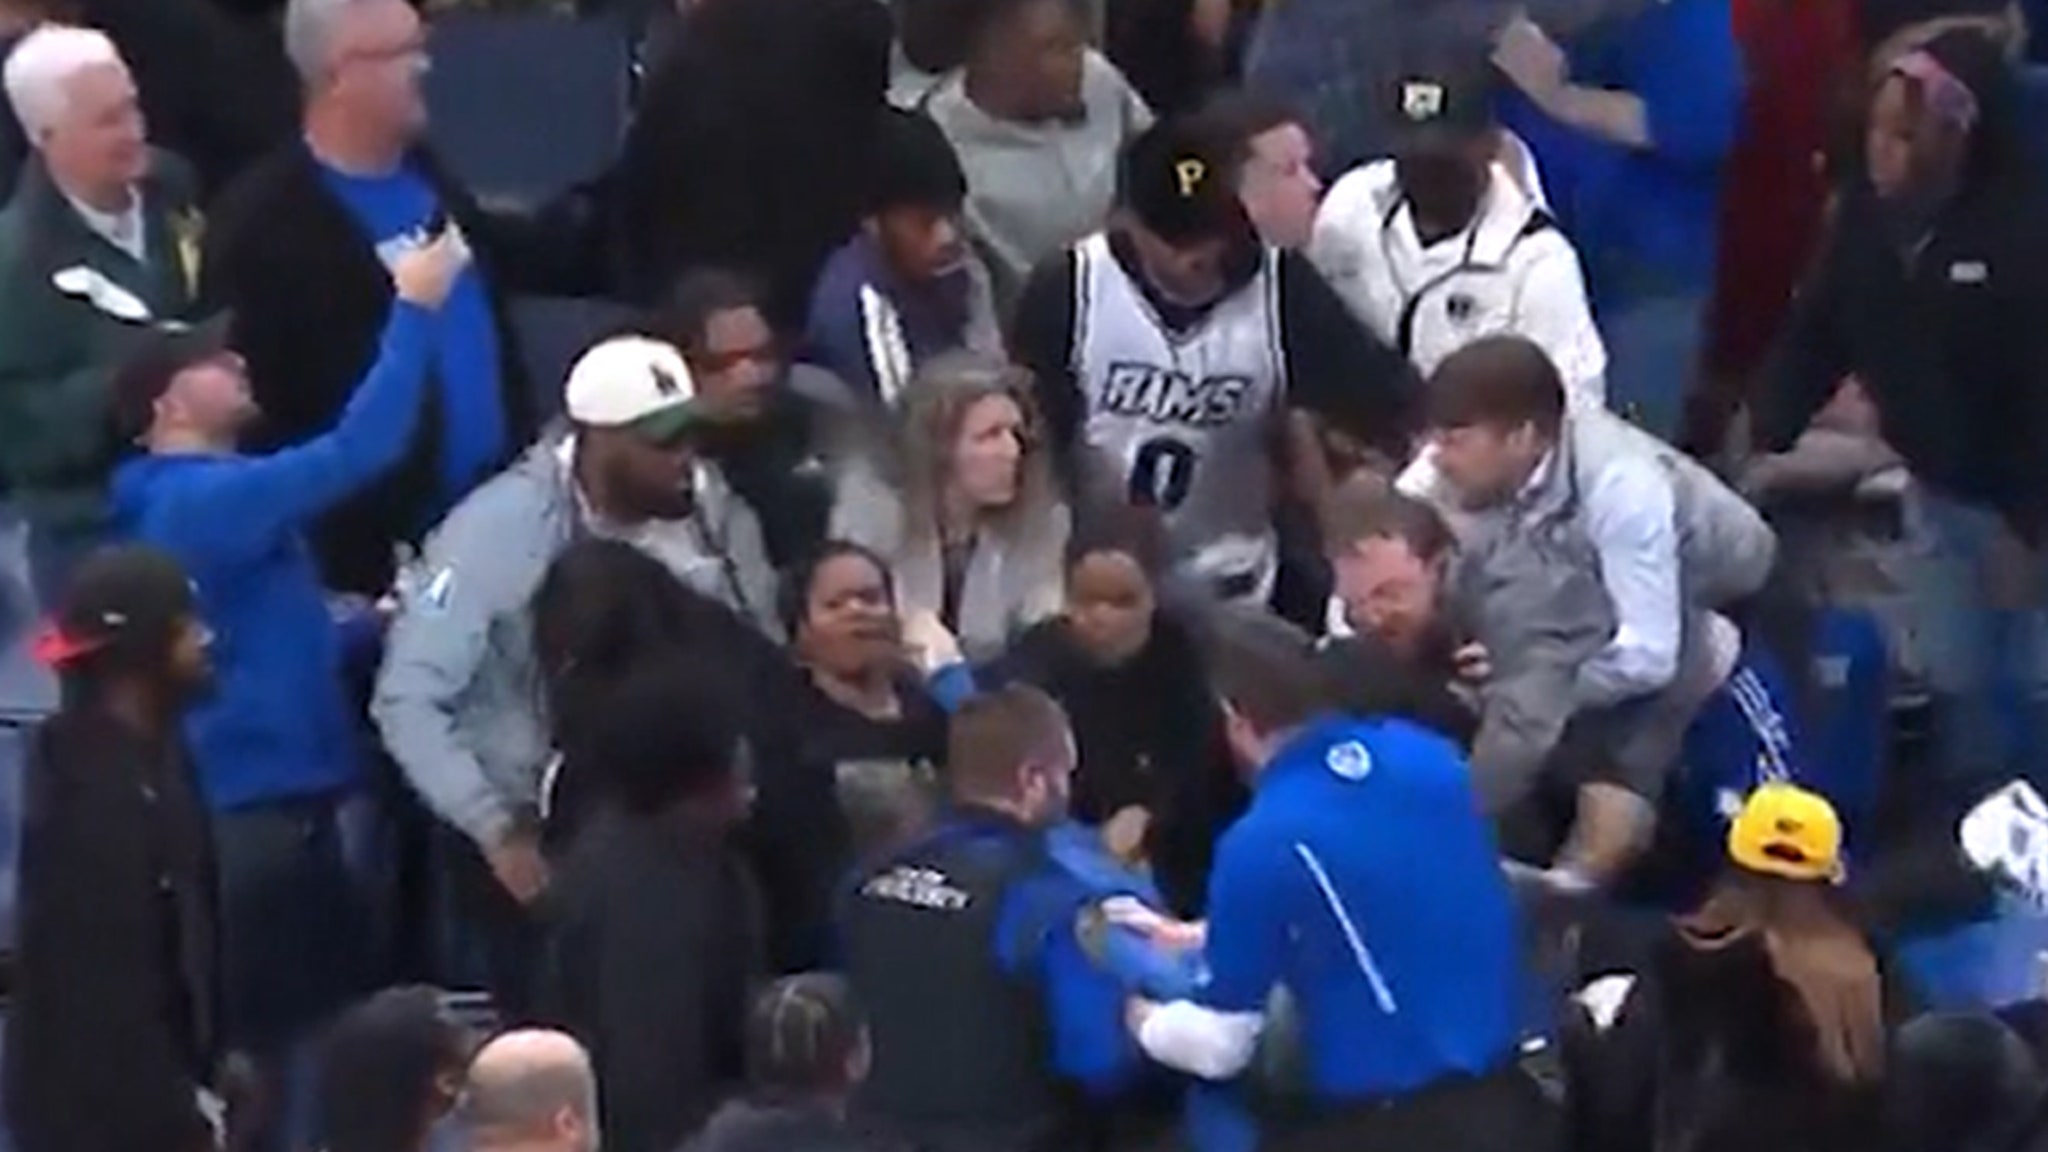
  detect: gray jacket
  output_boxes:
[372,434,782,848]
[829,457,1067,664]
[1483,409,1775,804]
[1451,513,1617,814]
[1394,407,1775,810]
[1517,408,1776,610]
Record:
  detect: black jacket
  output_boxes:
[697,381,834,569]
[0,32,23,207]
[199,143,551,594]
[612,0,892,326]
[749,666,949,971]
[539,805,764,1152]
[992,613,1245,915]
[4,709,221,1152]
[1759,161,2048,532]
[1569,922,1907,1152]
[684,1098,903,1152]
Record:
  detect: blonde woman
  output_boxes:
[831,352,1069,663]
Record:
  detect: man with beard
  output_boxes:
[1385,338,1773,888]
[107,230,465,1152]
[1010,116,1415,612]
[374,334,780,1017]
[1321,479,1830,898]
[6,544,227,1152]
[655,267,844,567]
[842,685,1085,1152]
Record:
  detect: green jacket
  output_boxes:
[0,150,200,534]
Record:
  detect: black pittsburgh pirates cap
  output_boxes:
[1118,116,1257,248]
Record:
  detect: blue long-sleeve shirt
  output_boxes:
[1500,0,1740,310]
[990,820,1206,1096]
[112,302,434,810]
[1198,716,1524,1100]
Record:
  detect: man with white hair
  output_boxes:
[463,1030,601,1152]
[0,0,58,201]
[199,0,552,598]
[0,23,201,600]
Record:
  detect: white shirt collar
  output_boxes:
[63,188,145,262]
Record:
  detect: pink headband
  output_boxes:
[1891,49,1981,133]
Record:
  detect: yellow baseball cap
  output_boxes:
[1727,783,1844,883]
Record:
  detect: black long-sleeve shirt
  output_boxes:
[1757,174,2048,532]
[5,711,220,1152]
[539,807,763,1152]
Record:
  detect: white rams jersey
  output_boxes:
[1071,232,1285,603]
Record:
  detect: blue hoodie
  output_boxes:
[1498,0,1740,310]
[112,302,433,811]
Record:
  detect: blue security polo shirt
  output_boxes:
[1199,716,1525,1100]
[1499,0,1740,310]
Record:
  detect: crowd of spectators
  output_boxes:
[2,0,2048,1150]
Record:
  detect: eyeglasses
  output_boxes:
[690,342,780,374]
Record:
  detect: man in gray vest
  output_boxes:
[1396,335,1774,888]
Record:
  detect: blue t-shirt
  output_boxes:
[1499,0,1740,309]
[319,157,508,518]
[1200,716,1524,1100]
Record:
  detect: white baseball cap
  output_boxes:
[562,335,701,440]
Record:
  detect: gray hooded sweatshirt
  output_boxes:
[372,433,781,848]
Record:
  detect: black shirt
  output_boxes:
[1759,169,2048,531]
[750,670,949,970]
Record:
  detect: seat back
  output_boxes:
[509,295,639,420]
[424,12,635,210]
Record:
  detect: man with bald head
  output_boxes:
[462,1030,600,1152]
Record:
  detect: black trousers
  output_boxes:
[433,824,543,1022]
[1264,1063,1561,1152]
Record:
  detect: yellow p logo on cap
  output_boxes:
[1174,158,1206,198]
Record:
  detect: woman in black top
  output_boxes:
[991,516,1244,914]
[752,542,949,970]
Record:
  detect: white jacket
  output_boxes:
[1309,158,1607,411]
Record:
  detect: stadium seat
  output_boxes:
[423,11,635,211]
[510,295,639,419]
[2020,66,2048,181]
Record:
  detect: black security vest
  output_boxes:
[844,813,1065,1151]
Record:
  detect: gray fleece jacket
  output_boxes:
[371,433,781,848]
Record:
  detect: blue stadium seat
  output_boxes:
[510,295,639,420]
[424,12,635,210]
[1898,909,2048,1011]
[2020,65,2048,180]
